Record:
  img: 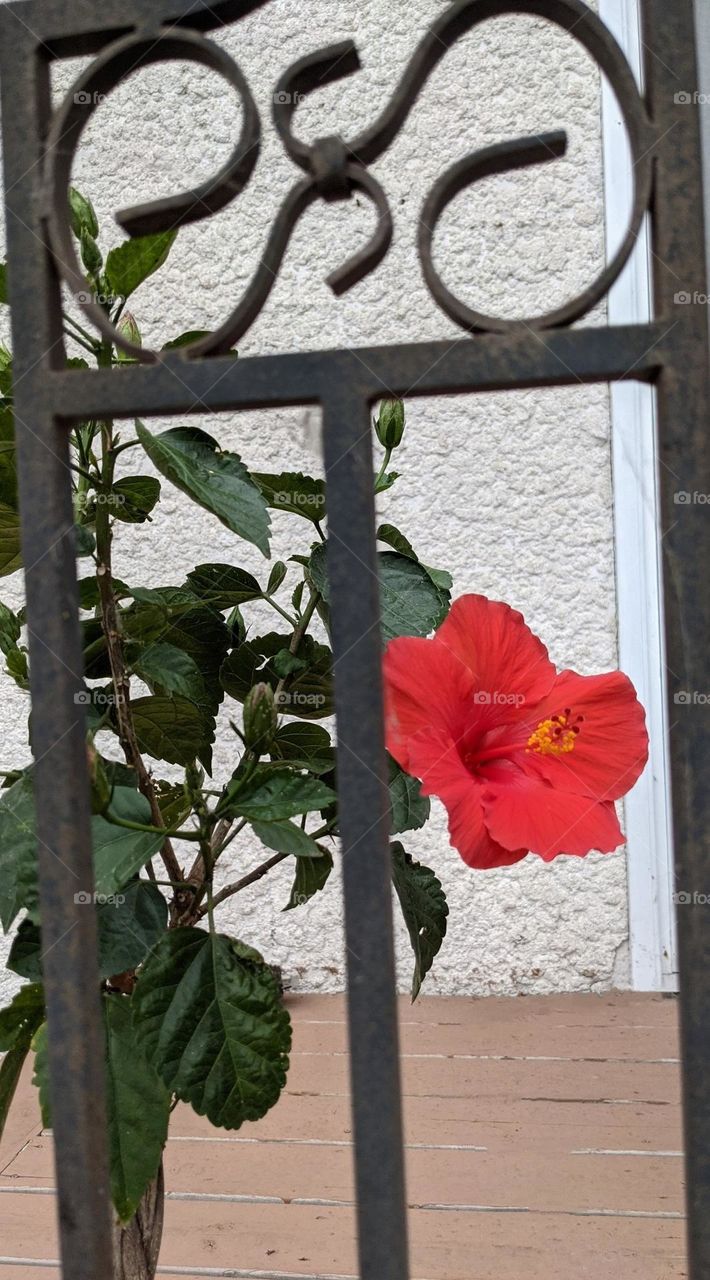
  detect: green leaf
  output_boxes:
[0,599,21,656]
[0,1043,30,1143]
[0,772,38,930]
[132,928,291,1129]
[267,561,287,595]
[0,984,44,1144]
[104,995,170,1221]
[283,849,333,910]
[0,261,8,304]
[111,476,161,524]
[104,231,178,299]
[270,722,335,774]
[131,695,213,767]
[7,919,43,982]
[132,642,205,704]
[252,472,326,524]
[379,552,450,641]
[31,1021,51,1127]
[136,422,270,556]
[388,755,430,835]
[377,523,418,560]
[252,819,324,858]
[272,649,305,678]
[0,983,44,1051]
[221,632,333,720]
[391,842,448,1000]
[93,788,165,898]
[96,881,168,977]
[310,545,449,643]
[74,523,96,557]
[219,769,336,822]
[374,470,400,495]
[186,563,262,607]
[0,502,21,577]
[161,330,213,351]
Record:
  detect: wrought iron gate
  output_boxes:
[0,0,708,1276]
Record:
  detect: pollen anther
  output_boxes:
[526,712,579,757]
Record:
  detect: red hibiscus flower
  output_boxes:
[383,594,649,870]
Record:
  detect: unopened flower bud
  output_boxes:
[243,682,277,752]
[375,399,405,450]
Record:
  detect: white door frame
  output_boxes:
[600,0,677,990]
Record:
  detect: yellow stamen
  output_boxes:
[527,714,577,757]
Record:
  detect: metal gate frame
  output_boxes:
[0,0,708,1276]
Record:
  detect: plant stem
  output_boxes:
[263,595,298,628]
[92,339,185,900]
[103,810,202,842]
[374,446,393,490]
[199,852,289,916]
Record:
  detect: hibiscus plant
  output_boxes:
[0,190,648,1275]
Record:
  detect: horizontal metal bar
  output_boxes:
[47,323,667,422]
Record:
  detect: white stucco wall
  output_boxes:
[0,0,633,1004]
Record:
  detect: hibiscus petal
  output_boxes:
[481,774,624,860]
[406,729,527,870]
[384,636,473,773]
[520,669,649,802]
[433,594,556,712]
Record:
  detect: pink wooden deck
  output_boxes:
[0,991,685,1279]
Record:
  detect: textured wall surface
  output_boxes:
[0,0,632,1005]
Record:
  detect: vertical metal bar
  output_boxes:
[321,378,410,1280]
[0,28,114,1280]
[643,1,710,1274]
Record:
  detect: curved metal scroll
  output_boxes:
[43,0,656,362]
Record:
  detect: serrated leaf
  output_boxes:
[111,476,160,524]
[252,472,326,524]
[104,995,170,1221]
[0,599,21,655]
[131,695,213,767]
[0,502,21,577]
[252,819,324,858]
[219,769,336,822]
[132,642,205,704]
[221,632,333,721]
[310,545,449,643]
[132,927,291,1129]
[270,722,335,774]
[186,563,262,607]
[31,1021,51,1126]
[378,523,418,560]
[104,231,177,299]
[283,849,333,910]
[0,984,44,1144]
[0,982,44,1051]
[136,422,270,556]
[0,772,38,930]
[391,842,448,1000]
[161,330,212,350]
[388,755,430,835]
[93,788,165,898]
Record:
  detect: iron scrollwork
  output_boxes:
[43,0,656,361]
